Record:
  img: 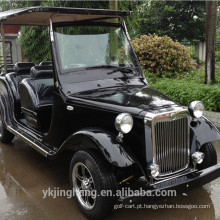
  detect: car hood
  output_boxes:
[71,85,180,116]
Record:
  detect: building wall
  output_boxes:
[0,34,22,64]
[6,35,22,64]
[0,25,22,65]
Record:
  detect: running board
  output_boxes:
[7,125,55,157]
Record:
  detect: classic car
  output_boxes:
[0,6,219,220]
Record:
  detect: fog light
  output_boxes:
[150,164,160,178]
[192,152,205,164]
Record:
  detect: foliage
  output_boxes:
[19,26,51,64]
[40,0,108,8]
[2,0,130,64]
[17,1,109,64]
[118,1,142,39]
[0,0,108,10]
[137,1,206,43]
[0,0,37,11]
[0,1,208,63]
[146,69,220,112]
[132,34,192,77]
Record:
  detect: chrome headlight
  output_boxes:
[188,101,204,118]
[115,113,133,134]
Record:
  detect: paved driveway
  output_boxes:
[0,138,219,220]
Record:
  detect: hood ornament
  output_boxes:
[170,113,176,120]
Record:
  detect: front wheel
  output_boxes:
[198,142,217,170]
[0,112,14,144]
[69,150,118,220]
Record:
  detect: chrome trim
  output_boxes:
[122,19,131,41]
[145,107,190,178]
[67,105,74,111]
[7,126,49,157]
[115,113,133,134]
[49,17,54,42]
[149,168,196,186]
[72,162,96,210]
[188,101,204,118]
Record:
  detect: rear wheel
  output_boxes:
[198,142,217,170]
[0,112,14,144]
[70,150,118,220]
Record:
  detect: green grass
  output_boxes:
[145,64,220,112]
[215,63,220,83]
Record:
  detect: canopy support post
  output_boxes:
[1,23,7,74]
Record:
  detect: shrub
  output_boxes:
[132,34,192,77]
[146,72,220,112]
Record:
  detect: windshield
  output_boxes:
[54,23,140,81]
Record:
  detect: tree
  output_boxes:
[18,1,109,63]
[0,0,141,63]
[137,1,206,43]
[205,0,218,84]
[118,0,142,39]
[0,1,39,11]
[17,0,137,63]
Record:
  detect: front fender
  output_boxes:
[191,116,220,151]
[60,128,136,167]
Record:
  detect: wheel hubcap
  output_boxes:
[72,162,96,210]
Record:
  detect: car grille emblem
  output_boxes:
[170,113,176,120]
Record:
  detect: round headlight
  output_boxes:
[115,113,133,134]
[189,101,204,118]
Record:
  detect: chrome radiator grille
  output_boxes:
[154,116,189,176]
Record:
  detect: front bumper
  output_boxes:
[121,163,220,205]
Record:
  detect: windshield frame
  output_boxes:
[52,21,143,78]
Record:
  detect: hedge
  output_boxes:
[147,76,220,112]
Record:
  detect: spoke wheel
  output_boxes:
[69,150,118,220]
[72,162,96,210]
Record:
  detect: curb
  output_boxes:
[203,111,220,128]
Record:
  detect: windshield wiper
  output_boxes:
[86,65,136,74]
[85,65,138,78]
[107,67,135,75]
[85,65,120,70]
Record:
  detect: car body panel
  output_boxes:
[122,163,220,204]
[190,116,220,150]
[0,6,219,197]
[60,128,135,167]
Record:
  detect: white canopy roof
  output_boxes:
[0,6,132,26]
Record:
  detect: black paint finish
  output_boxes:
[0,7,220,195]
[122,163,220,204]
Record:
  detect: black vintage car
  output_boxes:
[0,7,219,219]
